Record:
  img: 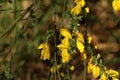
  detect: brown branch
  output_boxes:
[0,3,34,39]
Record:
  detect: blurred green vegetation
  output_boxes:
[0,0,120,80]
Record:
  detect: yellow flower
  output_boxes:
[57,38,70,50]
[76,39,84,53]
[112,78,119,80]
[106,69,119,77]
[74,31,85,53]
[85,7,89,13]
[38,42,50,60]
[61,49,71,63]
[81,52,87,60]
[57,29,71,63]
[100,72,108,80]
[74,31,84,43]
[94,45,98,49]
[61,72,65,77]
[88,36,92,44]
[92,65,100,78]
[100,69,119,80]
[112,0,120,12]
[75,0,85,7]
[87,63,93,73]
[87,64,93,74]
[71,0,85,16]
[74,31,91,60]
[60,28,72,39]
[70,65,75,71]
[71,2,82,16]
[87,57,93,73]
[50,64,61,73]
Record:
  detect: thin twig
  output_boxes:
[21,1,41,32]
[114,17,120,27]
[0,3,34,39]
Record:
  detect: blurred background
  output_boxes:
[0,0,120,80]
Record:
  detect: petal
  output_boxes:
[75,0,85,7]
[80,0,85,7]
[100,73,108,80]
[71,3,82,16]
[57,44,68,50]
[61,49,71,63]
[75,0,80,4]
[44,44,50,60]
[87,63,93,74]
[112,77,119,80]
[76,39,84,53]
[40,49,44,59]
[92,65,100,78]
[106,69,119,77]
[57,38,70,50]
[60,29,72,39]
[70,65,75,71]
[61,38,70,46]
[39,43,50,60]
[75,31,84,43]
[38,43,44,49]
[112,0,120,11]
[81,52,87,60]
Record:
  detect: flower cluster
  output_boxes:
[57,29,72,63]
[37,28,119,79]
[37,0,120,79]
[87,53,119,80]
[74,31,92,60]
[57,29,92,62]
[37,28,92,64]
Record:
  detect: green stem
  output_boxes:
[115,17,120,27]
[84,9,87,80]
[61,0,66,27]
[54,23,61,80]
[9,24,19,79]
[53,1,61,79]
[75,16,78,30]
[55,56,61,80]
[50,72,54,80]
[14,0,17,19]
[84,60,87,80]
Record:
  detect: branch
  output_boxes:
[0,3,34,39]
